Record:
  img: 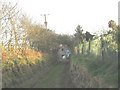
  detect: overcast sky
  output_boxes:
[3,0,119,35]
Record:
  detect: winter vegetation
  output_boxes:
[0,1,119,88]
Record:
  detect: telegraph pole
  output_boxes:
[40,14,50,29]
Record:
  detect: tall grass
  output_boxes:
[71,32,118,87]
[71,52,118,87]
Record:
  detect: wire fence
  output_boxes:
[78,32,118,61]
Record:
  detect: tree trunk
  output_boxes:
[10,19,18,51]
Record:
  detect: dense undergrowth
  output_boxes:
[71,54,118,88]
[70,29,118,88]
[2,46,53,88]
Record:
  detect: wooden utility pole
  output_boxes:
[40,14,50,29]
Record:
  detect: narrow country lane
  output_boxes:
[15,61,74,88]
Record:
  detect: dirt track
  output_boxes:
[11,61,74,88]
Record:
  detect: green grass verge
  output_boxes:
[71,54,118,87]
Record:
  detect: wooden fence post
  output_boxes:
[100,35,104,61]
[82,42,84,54]
[88,40,91,55]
